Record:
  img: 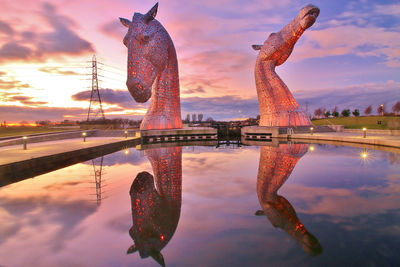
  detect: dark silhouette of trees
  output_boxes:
[364,105,372,115]
[377,104,385,116]
[392,101,400,115]
[332,106,339,117]
[35,120,51,126]
[206,117,214,122]
[324,110,331,118]
[341,109,351,117]
[352,109,360,117]
[198,114,203,122]
[314,108,323,118]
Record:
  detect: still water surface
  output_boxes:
[1,142,400,266]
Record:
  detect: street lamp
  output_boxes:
[362,127,367,138]
[23,136,27,150]
[82,132,87,142]
[310,127,314,135]
[124,130,128,139]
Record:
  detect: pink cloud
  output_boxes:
[292,24,400,67]
[0,2,94,63]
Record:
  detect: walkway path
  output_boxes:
[0,137,140,186]
[0,137,139,166]
[289,132,400,151]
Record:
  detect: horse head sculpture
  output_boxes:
[127,146,182,266]
[255,143,322,256]
[120,3,182,130]
[252,4,319,127]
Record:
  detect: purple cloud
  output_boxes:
[0,2,94,63]
[0,42,33,60]
[0,20,14,36]
[71,88,148,110]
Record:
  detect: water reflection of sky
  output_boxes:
[0,144,399,266]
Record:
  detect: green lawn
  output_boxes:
[0,126,75,138]
[312,116,400,129]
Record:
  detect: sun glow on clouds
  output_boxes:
[0,0,399,122]
[105,108,147,116]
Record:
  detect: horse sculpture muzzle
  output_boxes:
[126,78,153,103]
[299,5,320,30]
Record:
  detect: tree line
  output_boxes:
[182,113,214,123]
[313,101,400,119]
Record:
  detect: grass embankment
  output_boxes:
[0,126,76,138]
[312,116,400,129]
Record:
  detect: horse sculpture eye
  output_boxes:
[142,35,150,43]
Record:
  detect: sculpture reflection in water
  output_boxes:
[127,146,182,266]
[255,143,323,256]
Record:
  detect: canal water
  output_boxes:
[0,142,399,266]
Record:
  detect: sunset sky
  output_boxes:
[0,0,399,122]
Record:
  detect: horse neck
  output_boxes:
[257,145,306,203]
[255,58,300,116]
[281,18,305,47]
[146,146,182,205]
[151,47,180,108]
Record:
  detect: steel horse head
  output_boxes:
[120,3,182,130]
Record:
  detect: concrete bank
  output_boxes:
[285,132,400,150]
[343,128,400,136]
[0,137,140,186]
[0,129,139,147]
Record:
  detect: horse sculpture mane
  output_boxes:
[120,3,182,130]
[252,4,319,127]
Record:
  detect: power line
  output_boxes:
[97,62,126,72]
[98,68,125,76]
[87,55,105,121]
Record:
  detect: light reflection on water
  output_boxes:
[0,143,399,266]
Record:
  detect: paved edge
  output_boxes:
[0,137,141,187]
[285,133,400,150]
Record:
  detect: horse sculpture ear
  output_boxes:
[127,244,137,254]
[144,2,158,23]
[119,17,131,28]
[252,45,262,51]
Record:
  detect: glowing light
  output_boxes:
[7,123,38,127]
[360,148,369,160]
[362,127,367,138]
[160,235,164,240]
[22,136,28,150]
[82,132,87,136]
[124,149,130,155]
[309,145,315,151]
